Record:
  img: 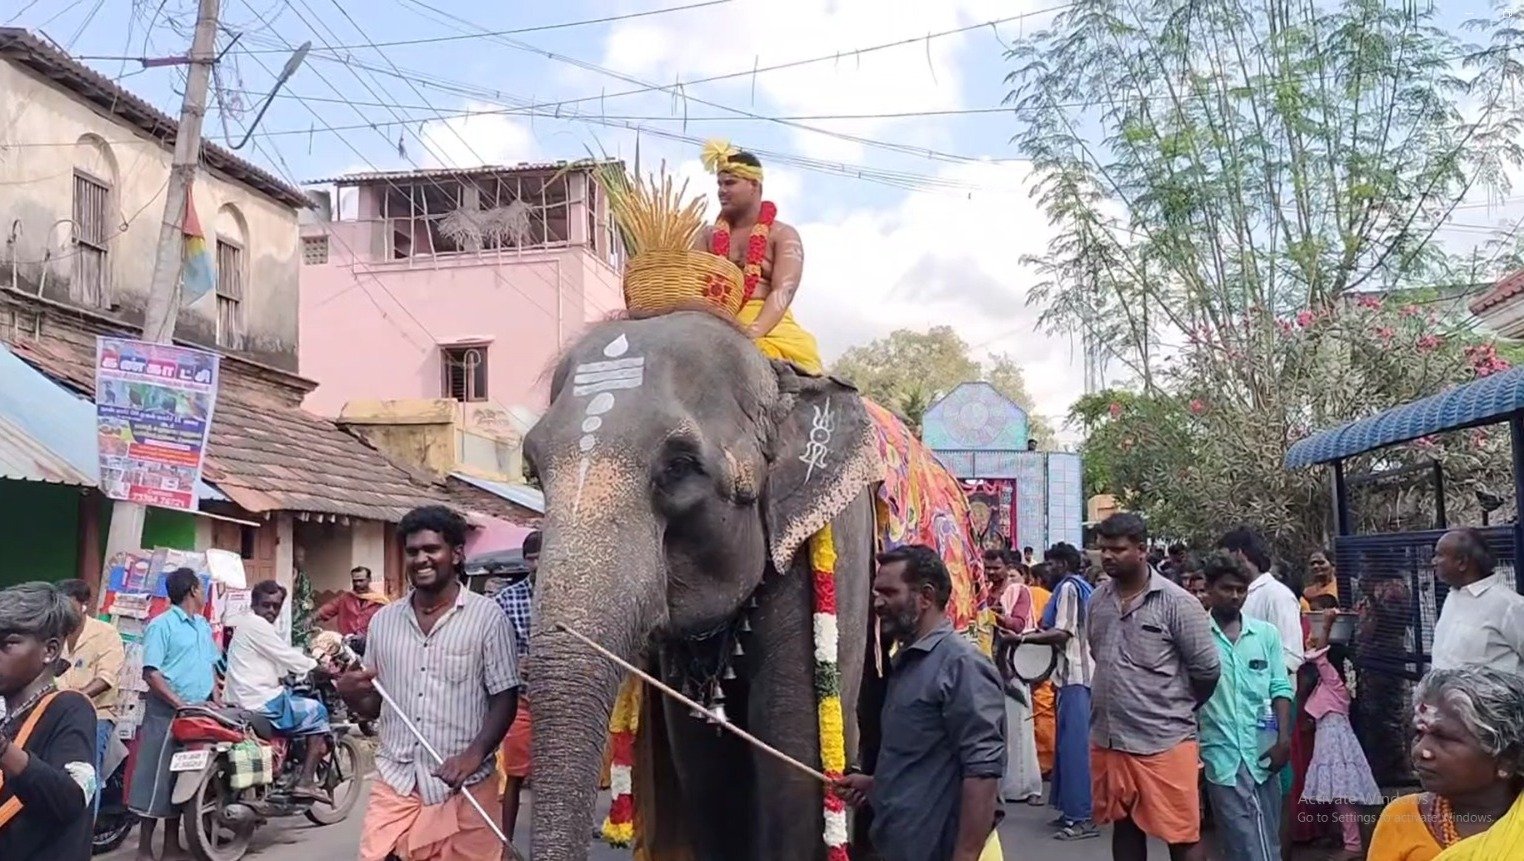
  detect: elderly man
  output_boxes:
[313,566,389,638]
[1431,527,1524,674]
[225,580,330,800]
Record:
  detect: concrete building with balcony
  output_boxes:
[297,162,624,512]
[0,30,484,603]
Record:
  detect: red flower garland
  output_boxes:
[711,201,777,303]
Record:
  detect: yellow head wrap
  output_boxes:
[701,139,764,183]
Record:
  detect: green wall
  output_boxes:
[0,480,81,587]
[0,482,198,588]
[141,506,197,551]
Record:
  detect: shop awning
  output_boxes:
[0,343,224,500]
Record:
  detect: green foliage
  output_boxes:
[1008,0,1524,553]
[830,327,1055,445]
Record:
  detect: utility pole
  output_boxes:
[104,0,221,559]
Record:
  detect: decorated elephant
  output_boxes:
[524,310,980,861]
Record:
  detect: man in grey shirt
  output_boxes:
[1088,513,1220,861]
[836,544,1006,861]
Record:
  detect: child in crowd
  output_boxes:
[1300,606,1382,860]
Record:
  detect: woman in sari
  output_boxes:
[1368,666,1524,861]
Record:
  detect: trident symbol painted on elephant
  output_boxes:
[800,399,834,482]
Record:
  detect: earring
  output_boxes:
[1500,769,1512,779]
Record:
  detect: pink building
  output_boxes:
[299,162,625,419]
[298,162,624,503]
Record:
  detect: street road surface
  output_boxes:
[104,782,1182,860]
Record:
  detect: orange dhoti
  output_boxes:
[497,698,532,787]
[359,775,504,861]
[1091,741,1202,845]
[1032,681,1056,774]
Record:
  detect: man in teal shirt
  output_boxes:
[129,568,221,861]
[1198,552,1294,861]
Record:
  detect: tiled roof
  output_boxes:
[0,28,309,209]
[1470,269,1524,315]
[306,160,620,186]
[7,339,451,522]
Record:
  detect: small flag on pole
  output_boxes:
[181,190,217,305]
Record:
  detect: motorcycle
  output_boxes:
[92,753,133,854]
[169,667,364,861]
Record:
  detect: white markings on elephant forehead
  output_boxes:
[800,398,835,483]
[586,392,615,415]
[571,332,641,514]
[572,357,645,396]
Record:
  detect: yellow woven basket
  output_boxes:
[623,250,746,317]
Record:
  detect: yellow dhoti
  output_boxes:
[736,298,823,375]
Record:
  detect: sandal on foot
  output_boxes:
[1054,822,1101,841]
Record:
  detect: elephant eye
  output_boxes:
[661,453,705,482]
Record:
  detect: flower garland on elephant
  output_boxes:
[601,523,850,859]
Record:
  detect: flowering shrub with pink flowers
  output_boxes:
[1072,296,1516,554]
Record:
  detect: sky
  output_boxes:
[7,0,1518,438]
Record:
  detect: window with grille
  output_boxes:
[215,240,245,350]
[441,346,488,402]
[302,235,329,265]
[72,171,110,306]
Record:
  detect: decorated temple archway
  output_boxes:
[922,382,1083,553]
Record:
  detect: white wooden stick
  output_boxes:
[554,623,831,786]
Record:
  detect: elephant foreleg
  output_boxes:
[746,546,834,861]
[661,670,755,861]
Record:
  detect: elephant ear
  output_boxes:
[763,361,881,571]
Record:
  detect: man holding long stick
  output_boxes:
[337,506,520,861]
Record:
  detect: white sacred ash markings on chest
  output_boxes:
[800,398,835,482]
[569,333,644,514]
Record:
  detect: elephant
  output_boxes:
[524,309,894,861]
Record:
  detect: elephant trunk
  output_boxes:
[528,485,664,861]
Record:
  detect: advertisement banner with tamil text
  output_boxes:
[94,337,220,512]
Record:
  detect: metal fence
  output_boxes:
[1332,525,1518,785]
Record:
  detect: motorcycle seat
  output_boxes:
[177,705,277,741]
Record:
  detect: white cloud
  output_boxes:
[789,160,1084,429]
[418,106,545,167]
[598,0,1042,160]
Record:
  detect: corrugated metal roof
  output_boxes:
[450,472,544,513]
[0,342,224,499]
[0,342,99,486]
[1285,366,1524,468]
[306,159,620,186]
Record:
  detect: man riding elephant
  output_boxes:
[693,140,823,374]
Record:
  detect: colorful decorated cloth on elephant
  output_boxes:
[862,399,982,631]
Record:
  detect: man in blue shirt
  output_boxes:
[1198,553,1295,861]
[129,568,220,861]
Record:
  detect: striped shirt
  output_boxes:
[1049,579,1096,688]
[364,588,520,805]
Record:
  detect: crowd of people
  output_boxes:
[974,515,1524,861]
[4,505,1524,861]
